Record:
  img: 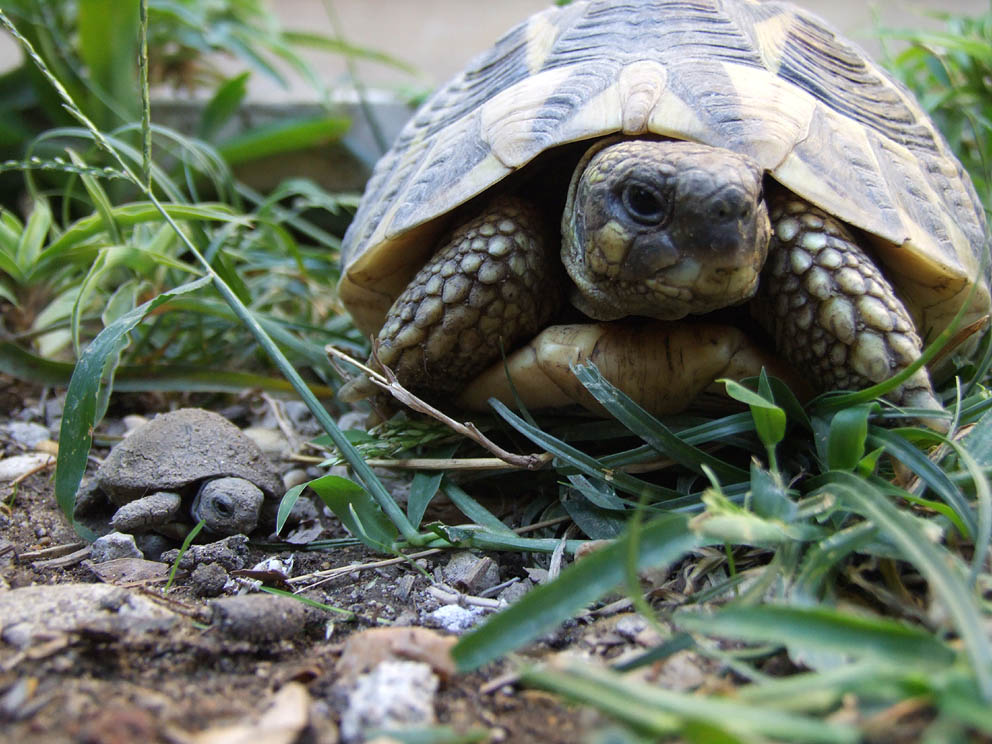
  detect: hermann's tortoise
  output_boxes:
[338,0,990,419]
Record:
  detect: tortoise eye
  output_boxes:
[621,184,666,225]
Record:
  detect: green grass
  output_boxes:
[1,2,991,742]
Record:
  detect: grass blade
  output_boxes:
[452,513,709,671]
[523,657,859,743]
[572,361,748,482]
[825,471,992,700]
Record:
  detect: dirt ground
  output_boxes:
[0,377,639,744]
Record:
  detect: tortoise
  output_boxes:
[84,408,285,539]
[338,0,990,420]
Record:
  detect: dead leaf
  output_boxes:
[336,626,456,686]
[184,682,311,744]
[87,558,171,586]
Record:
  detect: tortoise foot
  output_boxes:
[756,194,941,417]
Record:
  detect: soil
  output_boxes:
[0,377,622,744]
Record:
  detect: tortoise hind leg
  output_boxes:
[753,193,942,416]
[340,195,563,403]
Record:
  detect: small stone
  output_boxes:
[282,468,310,491]
[241,426,290,459]
[191,562,229,597]
[1,422,50,448]
[0,453,54,482]
[340,661,439,743]
[497,578,533,604]
[90,532,143,563]
[210,594,307,641]
[427,604,485,633]
[160,534,249,572]
[443,551,500,594]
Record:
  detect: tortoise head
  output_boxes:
[562,139,771,321]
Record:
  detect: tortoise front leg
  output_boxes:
[753,194,942,415]
[340,195,563,403]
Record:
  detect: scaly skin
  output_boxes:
[341,195,564,402]
[752,194,939,412]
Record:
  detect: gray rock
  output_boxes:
[427,604,485,633]
[160,534,249,572]
[190,562,229,597]
[210,594,307,641]
[497,578,533,604]
[0,584,177,647]
[339,661,438,743]
[2,422,50,448]
[443,551,500,594]
[89,532,143,563]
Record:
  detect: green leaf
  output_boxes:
[408,470,444,530]
[677,604,956,668]
[16,197,50,272]
[0,341,338,396]
[452,514,709,671]
[198,72,250,141]
[78,0,139,125]
[722,378,786,451]
[217,116,350,166]
[306,474,398,552]
[750,461,796,522]
[867,426,976,537]
[489,399,680,502]
[827,471,992,700]
[283,30,418,73]
[826,404,874,471]
[693,488,824,545]
[523,657,859,743]
[55,276,213,529]
[572,361,748,483]
[67,148,122,243]
[442,481,516,536]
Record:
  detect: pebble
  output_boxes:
[443,551,501,594]
[339,661,438,743]
[159,534,249,571]
[190,562,229,597]
[89,532,143,563]
[0,453,54,482]
[1,422,50,448]
[210,594,308,641]
[427,604,485,633]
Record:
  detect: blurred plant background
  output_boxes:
[1,1,992,742]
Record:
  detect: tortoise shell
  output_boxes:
[339,0,989,352]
